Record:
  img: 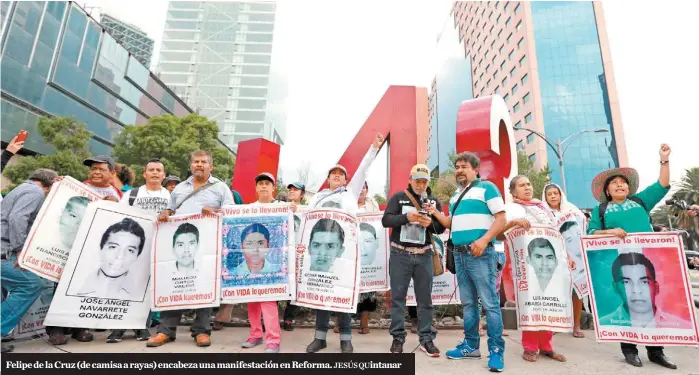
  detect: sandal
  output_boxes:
[541,351,567,362]
[572,329,585,338]
[522,350,538,362]
[333,326,340,334]
[358,327,370,334]
[212,321,225,331]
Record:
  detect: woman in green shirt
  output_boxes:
[587,144,675,370]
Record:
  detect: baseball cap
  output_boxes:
[287,182,306,191]
[163,175,181,184]
[255,172,276,184]
[410,164,431,181]
[83,155,115,170]
[328,164,347,177]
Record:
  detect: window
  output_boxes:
[497,29,503,38]
[489,10,493,19]
[513,102,520,112]
[508,49,515,60]
[518,38,524,49]
[525,112,533,123]
[497,14,501,23]
[480,72,484,80]
[527,133,535,143]
[507,33,513,43]
[519,55,528,66]
[517,140,524,150]
[503,93,509,102]
[510,67,516,77]
[512,84,519,94]
[504,2,510,11]
[505,17,512,26]
[499,44,505,54]
[492,56,497,65]
[500,60,506,70]
[523,92,531,104]
[487,79,491,87]
[516,21,523,31]
[494,86,500,95]
[484,51,489,59]
[490,25,495,34]
[515,3,521,14]
[502,76,509,85]
[521,74,529,85]
[491,39,496,49]
[529,153,536,162]
[515,121,522,129]
[493,69,498,78]
[485,64,490,72]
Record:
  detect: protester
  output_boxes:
[283,181,305,331]
[587,144,676,369]
[1,134,24,173]
[382,164,446,357]
[542,183,586,338]
[1,169,58,352]
[106,159,171,343]
[163,175,181,193]
[500,175,573,364]
[113,163,135,192]
[82,156,122,201]
[305,132,384,354]
[239,172,283,353]
[148,150,233,348]
[426,153,506,370]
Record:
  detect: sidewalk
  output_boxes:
[8,327,696,374]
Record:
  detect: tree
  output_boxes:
[113,114,234,185]
[276,176,287,196]
[429,169,457,206]
[3,117,92,191]
[517,151,551,199]
[652,167,699,249]
[373,194,386,204]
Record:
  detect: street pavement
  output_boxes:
[8,324,699,375]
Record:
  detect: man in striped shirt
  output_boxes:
[428,152,506,372]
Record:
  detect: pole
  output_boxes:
[556,139,566,195]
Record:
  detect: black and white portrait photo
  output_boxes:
[400,206,426,244]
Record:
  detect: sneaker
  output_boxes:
[282,320,294,332]
[48,332,68,346]
[306,339,327,353]
[106,330,125,343]
[488,348,505,372]
[446,340,481,360]
[390,339,403,354]
[134,329,151,341]
[340,340,353,353]
[71,329,94,342]
[241,337,263,349]
[265,343,280,353]
[1,343,14,353]
[420,341,440,358]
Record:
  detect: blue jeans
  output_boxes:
[315,310,351,341]
[455,247,505,353]
[1,254,45,336]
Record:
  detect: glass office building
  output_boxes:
[100,13,154,68]
[1,1,193,156]
[429,1,627,208]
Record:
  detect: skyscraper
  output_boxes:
[157,1,286,150]
[100,13,155,68]
[428,1,627,208]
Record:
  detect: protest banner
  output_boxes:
[293,209,360,313]
[505,225,573,332]
[44,201,154,329]
[583,232,699,346]
[406,233,459,306]
[358,212,389,293]
[220,204,295,303]
[556,210,589,297]
[11,280,54,339]
[151,212,222,311]
[19,176,102,282]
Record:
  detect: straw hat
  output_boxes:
[590,167,639,203]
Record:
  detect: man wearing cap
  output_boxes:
[587,144,676,369]
[83,155,122,201]
[163,175,181,193]
[148,150,234,349]
[283,181,305,331]
[305,133,384,354]
[381,163,446,357]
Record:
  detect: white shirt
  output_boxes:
[86,184,121,199]
[120,186,171,214]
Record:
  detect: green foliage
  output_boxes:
[429,169,457,206]
[652,167,699,249]
[373,194,387,204]
[3,117,92,191]
[276,176,287,196]
[113,114,234,185]
[517,151,552,199]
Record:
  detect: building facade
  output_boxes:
[0,1,194,159]
[100,13,155,68]
[157,1,286,150]
[428,1,627,208]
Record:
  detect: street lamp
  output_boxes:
[514,127,609,195]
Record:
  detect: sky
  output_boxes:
[82,0,698,200]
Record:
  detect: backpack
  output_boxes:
[598,196,651,229]
[128,187,140,206]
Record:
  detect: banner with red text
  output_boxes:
[506,225,573,332]
[220,204,295,303]
[19,176,103,282]
[293,209,360,313]
[556,211,589,297]
[583,232,699,346]
[151,213,222,311]
[44,201,154,329]
[358,213,389,293]
[407,233,459,306]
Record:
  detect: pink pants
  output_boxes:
[248,301,281,345]
[522,330,554,353]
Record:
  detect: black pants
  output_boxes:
[408,306,417,319]
[283,302,298,322]
[620,342,663,355]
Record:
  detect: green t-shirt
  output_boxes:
[587,181,670,234]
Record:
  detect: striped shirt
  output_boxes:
[449,179,505,246]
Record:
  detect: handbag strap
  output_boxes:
[175,181,217,211]
[404,190,436,250]
[448,181,478,242]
